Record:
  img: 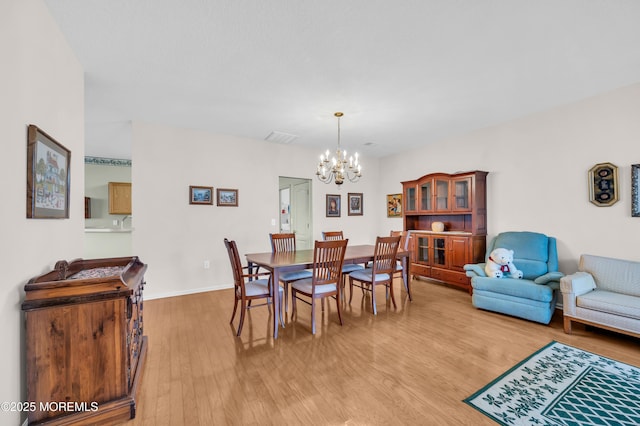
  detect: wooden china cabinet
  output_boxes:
[402,170,488,293]
[22,256,147,425]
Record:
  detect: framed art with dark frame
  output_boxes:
[347,192,363,216]
[189,186,213,205]
[588,162,619,206]
[27,124,71,219]
[387,193,402,217]
[217,188,238,207]
[632,164,639,217]
[326,194,340,217]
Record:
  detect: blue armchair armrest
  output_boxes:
[464,263,487,278]
[533,271,564,285]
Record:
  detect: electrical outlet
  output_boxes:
[113,219,119,226]
[203,260,210,269]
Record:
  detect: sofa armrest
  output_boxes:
[464,263,487,278]
[560,271,596,316]
[560,271,597,295]
[534,271,564,285]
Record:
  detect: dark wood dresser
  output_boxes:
[22,256,148,425]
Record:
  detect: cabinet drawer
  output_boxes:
[411,263,430,277]
[433,268,469,287]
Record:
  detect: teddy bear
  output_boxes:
[485,248,524,279]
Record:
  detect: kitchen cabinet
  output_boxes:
[109,182,131,215]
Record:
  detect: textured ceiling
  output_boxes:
[44,0,640,159]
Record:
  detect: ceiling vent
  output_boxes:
[264,131,299,145]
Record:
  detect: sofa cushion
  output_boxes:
[580,255,640,297]
[577,289,640,320]
[471,277,555,303]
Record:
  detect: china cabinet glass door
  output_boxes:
[420,181,432,211]
[452,177,471,211]
[406,186,416,212]
[417,236,429,264]
[435,179,449,211]
[432,237,447,266]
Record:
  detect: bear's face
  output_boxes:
[489,248,514,265]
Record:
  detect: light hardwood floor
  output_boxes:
[127,278,639,425]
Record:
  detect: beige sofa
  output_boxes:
[560,254,640,338]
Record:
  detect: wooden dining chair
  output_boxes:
[321,231,344,241]
[349,235,402,315]
[390,230,409,287]
[269,233,313,315]
[291,239,348,334]
[225,238,284,337]
[322,231,364,298]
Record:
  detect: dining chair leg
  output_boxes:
[311,298,317,335]
[291,289,297,320]
[230,295,239,324]
[348,277,354,304]
[371,283,378,315]
[283,282,289,314]
[389,282,396,309]
[335,294,343,326]
[237,299,248,337]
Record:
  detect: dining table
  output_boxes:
[245,244,411,339]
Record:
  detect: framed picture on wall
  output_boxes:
[347,193,363,216]
[326,194,340,217]
[217,188,238,207]
[387,193,402,217]
[632,164,639,217]
[588,162,619,206]
[189,186,213,205]
[27,124,71,219]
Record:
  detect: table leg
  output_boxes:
[272,267,280,339]
[402,255,412,301]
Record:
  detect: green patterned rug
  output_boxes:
[464,341,640,425]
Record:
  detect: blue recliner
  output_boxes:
[463,231,564,324]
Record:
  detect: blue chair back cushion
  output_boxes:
[487,231,558,280]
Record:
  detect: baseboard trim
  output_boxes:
[145,284,233,301]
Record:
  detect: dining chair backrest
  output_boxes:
[270,233,296,252]
[224,238,245,293]
[322,231,344,241]
[372,236,402,275]
[311,239,348,289]
[390,230,409,251]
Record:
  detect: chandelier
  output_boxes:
[316,112,362,185]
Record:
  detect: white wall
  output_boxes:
[378,82,640,272]
[0,0,84,424]
[131,121,380,299]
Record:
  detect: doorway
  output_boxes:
[279,177,312,249]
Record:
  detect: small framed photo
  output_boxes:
[189,186,213,205]
[387,193,402,217]
[326,194,341,217]
[27,124,71,219]
[217,188,238,207]
[347,193,363,216]
[632,164,639,217]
